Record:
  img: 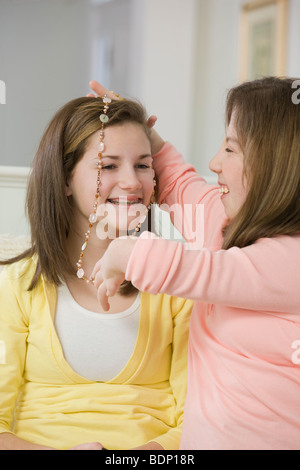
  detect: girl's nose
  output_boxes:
[209,141,224,174]
[118,168,142,190]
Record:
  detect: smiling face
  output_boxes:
[66,121,154,239]
[209,114,248,220]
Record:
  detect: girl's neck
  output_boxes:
[66,228,111,278]
[64,230,137,315]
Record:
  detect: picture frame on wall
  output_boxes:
[239,0,288,82]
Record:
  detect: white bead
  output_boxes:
[98,142,105,152]
[100,114,109,123]
[89,213,97,223]
[77,268,85,279]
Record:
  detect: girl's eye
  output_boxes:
[102,165,116,170]
[101,163,151,170]
[225,148,233,153]
[136,164,151,169]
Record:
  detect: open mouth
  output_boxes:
[219,186,229,196]
[106,197,143,206]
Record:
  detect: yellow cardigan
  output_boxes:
[0,257,192,450]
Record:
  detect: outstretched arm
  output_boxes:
[92,230,300,315]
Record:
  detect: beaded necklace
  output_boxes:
[76,94,111,283]
[75,95,155,284]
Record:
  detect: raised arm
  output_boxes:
[88,80,165,155]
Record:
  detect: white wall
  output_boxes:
[88,0,132,95]
[0,0,198,167]
[190,0,241,177]
[286,0,300,76]
[127,0,300,177]
[0,0,91,167]
[190,0,300,177]
[128,0,198,162]
[0,166,30,236]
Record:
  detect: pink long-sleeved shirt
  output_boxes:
[126,143,300,450]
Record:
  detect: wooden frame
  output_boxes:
[239,0,288,82]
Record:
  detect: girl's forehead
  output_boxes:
[84,124,151,159]
[88,122,148,141]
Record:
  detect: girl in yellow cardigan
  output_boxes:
[0,96,192,450]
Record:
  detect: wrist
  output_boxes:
[113,237,137,274]
[150,129,165,155]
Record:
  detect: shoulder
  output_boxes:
[0,256,39,300]
[243,233,300,258]
[0,256,37,283]
[0,257,38,325]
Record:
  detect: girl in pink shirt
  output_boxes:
[90,77,300,449]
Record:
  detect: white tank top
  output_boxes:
[55,284,141,382]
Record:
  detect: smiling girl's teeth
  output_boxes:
[108,198,141,205]
[219,186,229,195]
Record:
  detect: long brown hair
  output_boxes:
[1,97,151,292]
[222,77,300,249]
